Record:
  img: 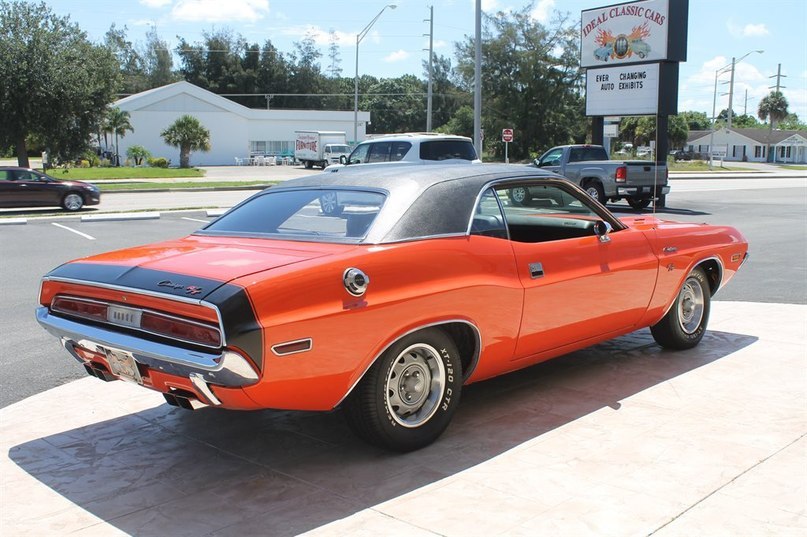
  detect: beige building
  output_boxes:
[686,127,807,163]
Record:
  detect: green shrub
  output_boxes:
[79,159,90,168]
[148,157,170,168]
[127,145,152,166]
[81,151,100,167]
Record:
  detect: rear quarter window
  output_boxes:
[419,140,477,161]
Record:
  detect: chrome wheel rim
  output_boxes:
[320,193,337,214]
[64,194,83,211]
[678,277,705,334]
[511,187,527,203]
[586,186,600,201]
[385,343,445,428]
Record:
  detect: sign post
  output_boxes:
[502,128,514,164]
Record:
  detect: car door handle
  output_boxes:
[529,262,544,279]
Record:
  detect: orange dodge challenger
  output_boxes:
[37,164,748,451]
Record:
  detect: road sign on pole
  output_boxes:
[502,128,514,163]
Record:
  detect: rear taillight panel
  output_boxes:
[615,166,627,182]
[51,295,222,349]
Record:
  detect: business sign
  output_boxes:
[586,63,660,116]
[581,0,682,68]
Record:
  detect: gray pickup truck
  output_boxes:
[521,144,669,210]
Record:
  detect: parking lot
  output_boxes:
[1,175,805,535]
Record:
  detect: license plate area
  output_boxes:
[107,305,142,329]
[104,348,143,384]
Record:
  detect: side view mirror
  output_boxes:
[593,221,612,243]
[340,155,347,165]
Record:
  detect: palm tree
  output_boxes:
[104,107,134,166]
[758,91,789,129]
[758,91,789,162]
[160,115,211,168]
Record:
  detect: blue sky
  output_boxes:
[44,0,807,120]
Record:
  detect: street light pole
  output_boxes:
[354,4,396,145]
[708,49,763,169]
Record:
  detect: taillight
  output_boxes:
[52,296,108,322]
[51,295,222,348]
[141,312,222,347]
[615,166,627,182]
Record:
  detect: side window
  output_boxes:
[389,142,411,162]
[16,171,41,181]
[497,184,603,243]
[568,148,584,162]
[0,170,11,181]
[366,142,392,163]
[470,188,508,239]
[348,144,370,164]
[420,140,477,161]
[538,148,563,167]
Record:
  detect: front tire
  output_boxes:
[62,192,84,211]
[319,192,343,216]
[651,267,711,350]
[344,328,462,452]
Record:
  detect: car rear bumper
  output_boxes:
[36,307,259,393]
[617,185,670,197]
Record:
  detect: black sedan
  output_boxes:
[0,167,101,211]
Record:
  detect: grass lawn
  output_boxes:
[46,167,206,180]
[781,165,807,170]
[668,160,753,172]
[98,180,275,191]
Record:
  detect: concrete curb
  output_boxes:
[0,218,27,225]
[80,212,161,222]
[101,184,274,194]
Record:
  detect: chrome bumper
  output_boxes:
[617,186,670,196]
[36,307,259,389]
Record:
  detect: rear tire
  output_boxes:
[304,160,313,169]
[627,198,651,210]
[508,187,529,206]
[344,328,462,452]
[584,181,605,204]
[651,267,710,350]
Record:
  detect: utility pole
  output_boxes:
[727,56,736,128]
[473,0,482,157]
[769,63,786,94]
[743,89,748,116]
[425,6,434,132]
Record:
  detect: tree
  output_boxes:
[454,6,584,159]
[364,75,426,134]
[143,25,176,88]
[758,91,789,129]
[126,145,151,166]
[680,111,710,131]
[327,29,342,78]
[104,107,133,166]
[779,113,807,131]
[160,115,210,168]
[0,1,120,167]
[104,23,146,94]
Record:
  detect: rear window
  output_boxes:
[419,140,477,161]
[199,189,386,242]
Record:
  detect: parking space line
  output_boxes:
[181,217,210,224]
[51,223,96,240]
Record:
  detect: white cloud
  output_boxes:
[170,0,269,22]
[686,56,768,116]
[140,0,172,7]
[727,19,770,38]
[423,39,449,50]
[481,0,499,12]
[279,25,354,46]
[530,0,555,23]
[384,50,410,62]
[742,23,769,37]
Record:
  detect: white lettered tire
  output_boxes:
[344,328,462,451]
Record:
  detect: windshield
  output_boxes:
[327,145,350,153]
[199,189,386,242]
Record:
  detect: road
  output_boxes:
[1,176,805,408]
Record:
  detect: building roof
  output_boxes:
[688,127,807,145]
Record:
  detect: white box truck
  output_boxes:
[295,131,351,169]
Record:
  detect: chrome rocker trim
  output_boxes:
[36,307,259,390]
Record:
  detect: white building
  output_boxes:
[686,127,807,164]
[113,81,370,166]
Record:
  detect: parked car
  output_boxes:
[335,133,480,167]
[532,144,668,210]
[0,167,100,211]
[674,150,695,161]
[317,132,481,215]
[36,164,748,451]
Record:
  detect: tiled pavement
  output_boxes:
[1,301,805,536]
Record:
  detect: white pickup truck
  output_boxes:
[529,144,669,210]
[294,131,351,169]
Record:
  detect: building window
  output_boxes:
[779,146,791,159]
[250,140,293,156]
